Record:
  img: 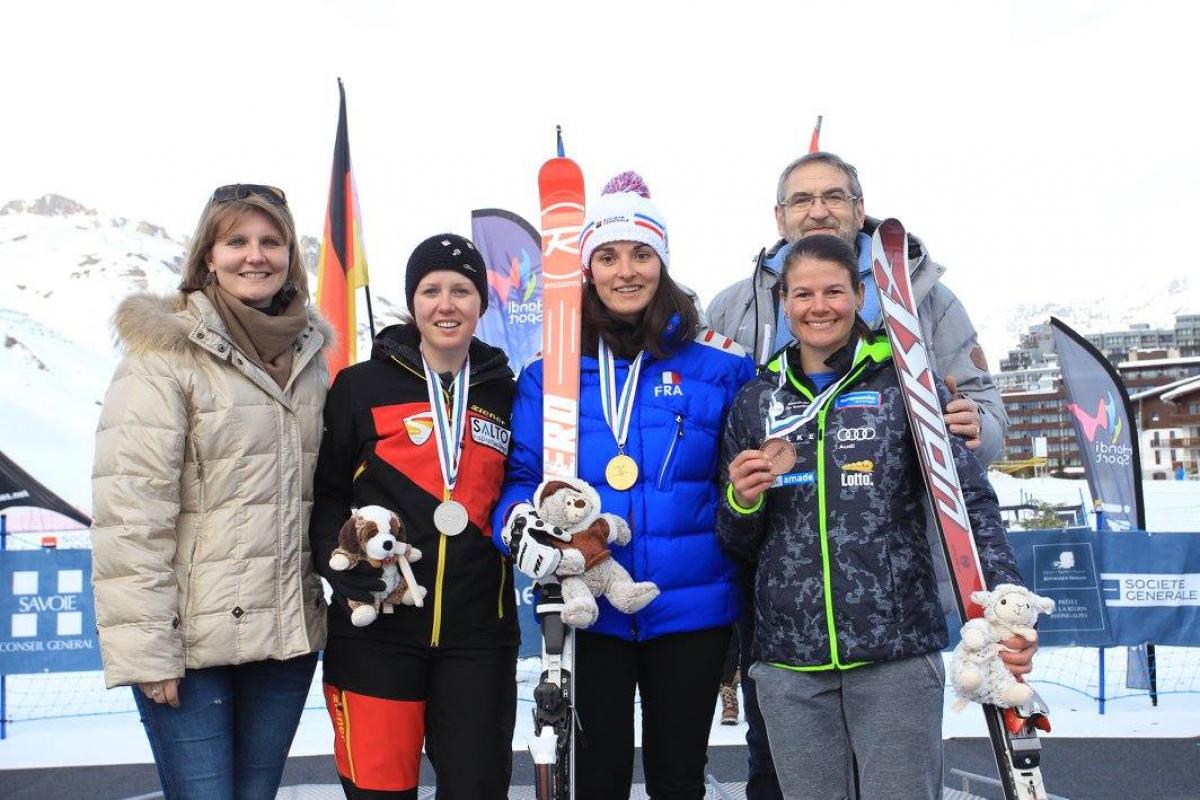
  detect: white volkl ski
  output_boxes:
[872,218,1051,800]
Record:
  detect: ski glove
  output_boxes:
[314,530,385,606]
[502,503,563,581]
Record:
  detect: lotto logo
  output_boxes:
[10,569,84,638]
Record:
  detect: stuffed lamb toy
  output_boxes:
[950,583,1054,712]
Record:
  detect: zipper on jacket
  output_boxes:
[497,555,506,620]
[809,358,872,669]
[815,405,840,666]
[430,485,453,648]
[390,353,490,389]
[656,415,685,490]
[393,353,458,648]
[182,435,206,629]
[430,530,449,647]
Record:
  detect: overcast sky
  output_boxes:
[6,0,1198,360]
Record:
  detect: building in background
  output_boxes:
[1130,375,1200,480]
[996,316,1200,477]
[998,313,1200,383]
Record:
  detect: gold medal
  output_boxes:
[761,437,797,476]
[605,454,639,491]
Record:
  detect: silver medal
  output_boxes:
[434,499,469,536]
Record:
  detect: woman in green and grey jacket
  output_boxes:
[715,234,1028,800]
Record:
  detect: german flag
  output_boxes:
[317,78,371,379]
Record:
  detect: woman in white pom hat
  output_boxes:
[494,172,756,798]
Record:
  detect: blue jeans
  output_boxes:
[132,652,318,800]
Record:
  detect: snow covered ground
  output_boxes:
[2,465,1197,770]
[1,648,1197,771]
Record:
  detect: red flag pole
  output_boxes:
[808,115,823,153]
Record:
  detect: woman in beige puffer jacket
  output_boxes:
[91,185,330,798]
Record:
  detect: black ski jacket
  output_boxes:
[309,323,519,649]
[716,333,1021,669]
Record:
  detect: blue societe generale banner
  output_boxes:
[0,549,101,673]
[1010,528,1200,647]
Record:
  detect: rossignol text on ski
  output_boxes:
[527,126,586,800]
[872,217,1052,800]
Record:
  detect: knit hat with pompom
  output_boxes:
[578,171,669,271]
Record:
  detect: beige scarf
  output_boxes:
[202,283,307,388]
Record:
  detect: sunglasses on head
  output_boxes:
[210,184,288,206]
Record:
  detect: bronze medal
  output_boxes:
[761,437,797,476]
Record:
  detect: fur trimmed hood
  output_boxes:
[111,291,335,357]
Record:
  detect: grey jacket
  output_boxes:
[706,222,1008,466]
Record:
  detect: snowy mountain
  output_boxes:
[972,277,1200,370]
[0,195,404,515]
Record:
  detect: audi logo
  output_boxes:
[836,427,877,442]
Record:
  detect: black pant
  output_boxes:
[740,606,784,800]
[574,626,731,800]
[720,625,741,685]
[323,634,517,799]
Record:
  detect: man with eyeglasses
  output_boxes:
[710,152,1002,456]
[708,151,1010,800]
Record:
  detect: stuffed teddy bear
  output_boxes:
[329,505,426,626]
[950,583,1055,712]
[532,476,659,629]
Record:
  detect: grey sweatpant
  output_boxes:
[748,654,946,800]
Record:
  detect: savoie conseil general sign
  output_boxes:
[0,549,100,673]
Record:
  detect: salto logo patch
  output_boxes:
[471,417,511,455]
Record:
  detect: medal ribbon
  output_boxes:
[422,354,471,499]
[765,340,865,440]
[598,340,644,452]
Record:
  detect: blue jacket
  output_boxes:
[493,329,756,641]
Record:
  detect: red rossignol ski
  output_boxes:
[872,218,1050,800]
[529,126,585,800]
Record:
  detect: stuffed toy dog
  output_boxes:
[951,583,1055,711]
[533,477,659,628]
[330,505,426,626]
